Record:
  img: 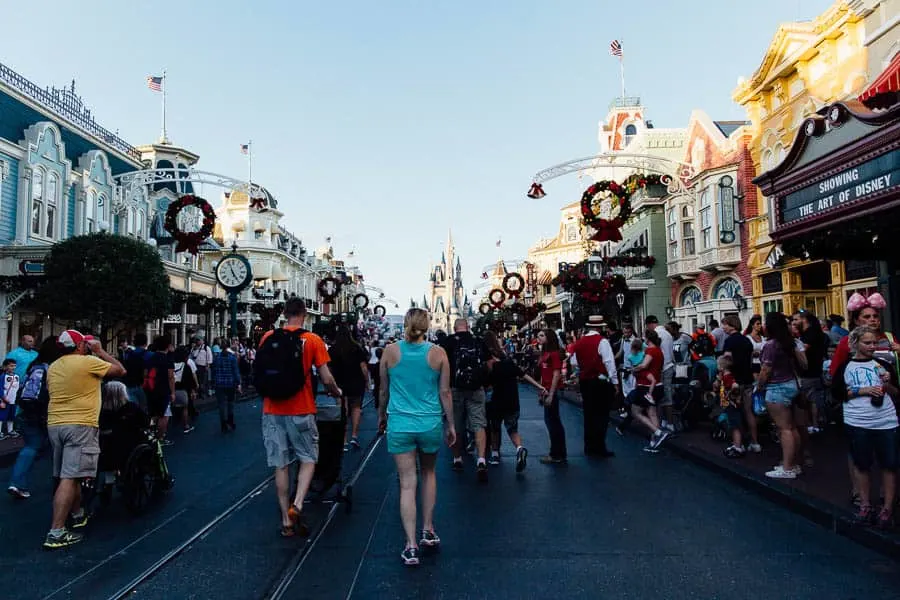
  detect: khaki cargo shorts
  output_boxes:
[48,424,100,479]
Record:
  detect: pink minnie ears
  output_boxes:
[847,292,887,312]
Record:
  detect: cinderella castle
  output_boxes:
[421,231,471,333]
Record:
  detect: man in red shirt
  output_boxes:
[571,315,619,457]
[259,299,342,537]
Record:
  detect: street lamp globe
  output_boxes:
[587,254,604,280]
[616,292,625,309]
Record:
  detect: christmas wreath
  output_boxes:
[579,180,632,243]
[488,288,506,308]
[478,302,492,315]
[502,272,525,297]
[317,276,342,304]
[164,195,216,255]
[622,173,664,195]
[373,305,387,317]
[352,293,369,310]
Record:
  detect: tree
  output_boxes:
[37,233,172,344]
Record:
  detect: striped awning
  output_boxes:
[859,52,900,109]
[538,270,553,285]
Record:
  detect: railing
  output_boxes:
[609,96,641,109]
[0,62,141,161]
[698,246,741,269]
[667,257,700,278]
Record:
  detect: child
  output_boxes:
[616,340,657,435]
[715,355,744,458]
[0,359,19,439]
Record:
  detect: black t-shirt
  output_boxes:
[123,347,149,388]
[799,327,827,378]
[440,332,491,388]
[147,351,175,399]
[489,356,525,411]
[329,343,369,396]
[723,332,754,385]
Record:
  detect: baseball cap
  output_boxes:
[645,315,659,325]
[59,330,95,348]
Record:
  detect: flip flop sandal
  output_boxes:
[280,525,296,537]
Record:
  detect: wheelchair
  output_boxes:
[82,407,173,515]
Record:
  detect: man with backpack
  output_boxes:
[255,298,342,537]
[123,333,150,410]
[441,319,491,481]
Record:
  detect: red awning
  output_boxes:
[859,52,900,108]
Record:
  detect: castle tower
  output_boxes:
[426,230,465,332]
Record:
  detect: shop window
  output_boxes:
[763,299,784,315]
[799,262,832,290]
[761,272,783,294]
[845,260,877,282]
[804,296,828,317]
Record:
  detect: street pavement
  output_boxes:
[1,389,898,600]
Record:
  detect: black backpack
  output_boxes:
[18,364,49,420]
[452,336,485,390]
[254,329,307,401]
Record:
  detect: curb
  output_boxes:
[558,391,900,560]
[0,391,259,469]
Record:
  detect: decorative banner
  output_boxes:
[488,288,506,308]
[317,276,342,304]
[502,272,525,297]
[352,293,369,310]
[164,195,217,255]
[373,304,387,318]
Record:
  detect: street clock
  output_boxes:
[216,254,253,292]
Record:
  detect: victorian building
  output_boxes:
[666,111,754,330]
[734,1,871,318]
[425,232,468,332]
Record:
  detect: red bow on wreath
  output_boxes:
[590,224,623,243]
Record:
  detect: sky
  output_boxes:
[2,0,832,310]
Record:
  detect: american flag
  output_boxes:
[146,75,163,92]
[496,238,501,247]
[240,144,250,155]
[609,40,623,58]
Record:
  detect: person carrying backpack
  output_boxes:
[440,318,491,482]
[212,343,241,433]
[7,336,61,499]
[255,298,342,538]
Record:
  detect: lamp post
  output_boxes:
[732,292,746,312]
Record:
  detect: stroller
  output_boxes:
[673,356,717,431]
[306,391,353,513]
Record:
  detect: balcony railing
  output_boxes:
[609,96,641,110]
[0,62,141,161]
[667,257,700,279]
[698,246,741,271]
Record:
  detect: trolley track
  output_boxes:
[82,396,385,600]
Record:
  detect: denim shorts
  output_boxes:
[387,422,443,455]
[846,425,899,472]
[764,380,799,406]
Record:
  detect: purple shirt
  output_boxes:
[761,340,797,383]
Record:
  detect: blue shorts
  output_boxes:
[765,381,799,406]
[387,422,443,455]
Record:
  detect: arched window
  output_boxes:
[624,123,637,147]
[98,194,107,224]
[31,169,43,236]
[713,278,742,300]
[680,286,702,307]
[46,172,59,238]
[667,208,678,259]
[86,190,96,233]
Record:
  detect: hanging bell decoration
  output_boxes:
[526,182,546,199]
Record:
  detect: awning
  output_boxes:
[859,52,900,109]
[537,270,553,285]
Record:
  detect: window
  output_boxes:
[700,189,713,249]
[761,272,783,294]
[682,221,695,255]
[667,207,678,258]
[45,172,58,238]
[624,124,637,147]
[543,284,552,296]
[713,278,741,299]
[31,169,43,236]
[680,286,702,307]
[98,194,107,224]
[138,210,145,236]
[566,223,578,242]
[763,299,784,315]
[86,190,96,233]
[255,230,263,240]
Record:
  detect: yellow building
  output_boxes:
[734,1,872,318]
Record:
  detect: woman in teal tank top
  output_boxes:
[378,309,455,566]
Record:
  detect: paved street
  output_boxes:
[1,390,899,600]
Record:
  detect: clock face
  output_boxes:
[216,256,251,290]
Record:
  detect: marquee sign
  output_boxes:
[780,148,900,226]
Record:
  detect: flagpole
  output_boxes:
[161,69,168,144]
[247,140,252,191]
[619,44,626,102]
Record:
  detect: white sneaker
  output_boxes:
[748,443,762,453]
[765,466,797,479]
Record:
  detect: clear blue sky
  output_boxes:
[3,0,830,308]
